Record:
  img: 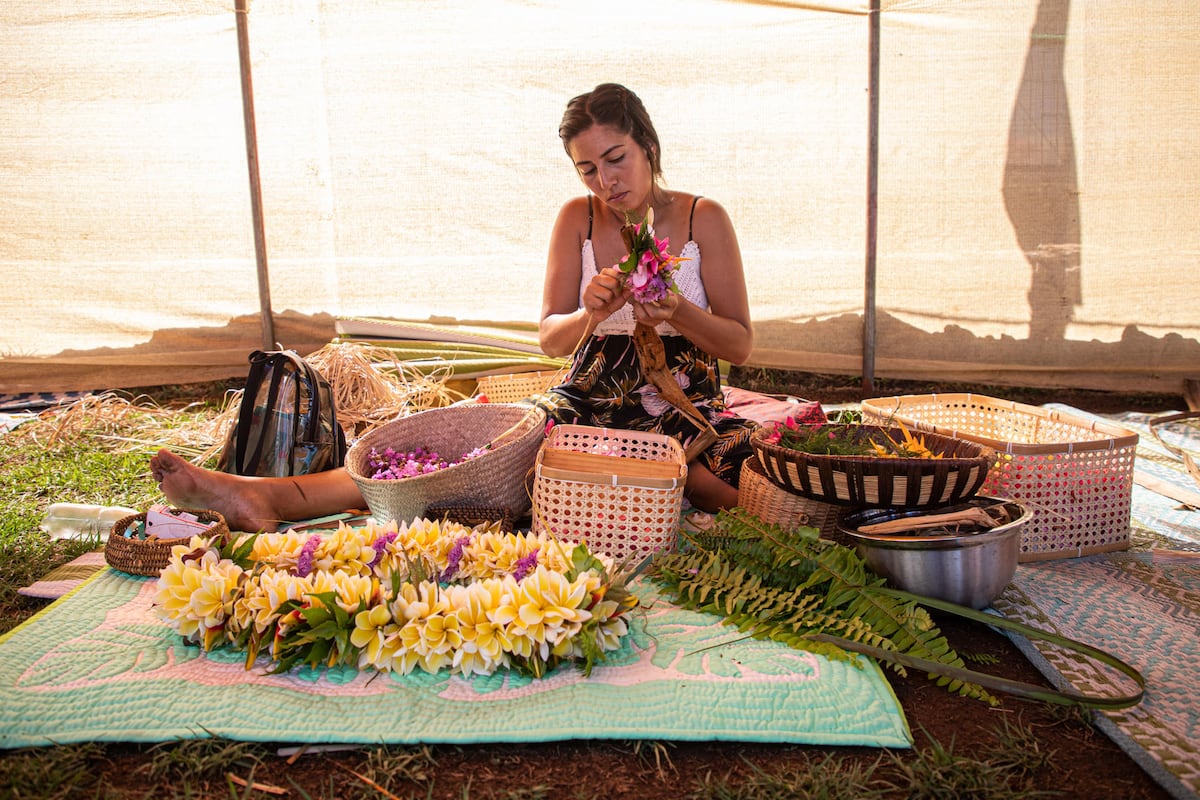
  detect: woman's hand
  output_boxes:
[584,267,629,322]
[629,291,681,325]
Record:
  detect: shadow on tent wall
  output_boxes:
[1,308,1196,397]
[749,314,1200,397]
[0,311,336,395]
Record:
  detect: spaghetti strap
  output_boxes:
[688,196,702,240]
[587,195,594,239]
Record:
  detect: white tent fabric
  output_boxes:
[1,0,1197,394]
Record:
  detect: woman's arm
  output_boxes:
[539,197,628,357]
[631,198,754,365]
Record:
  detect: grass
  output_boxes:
[0,421,164,635]
[0,385,1106,798]
[0,726,1067,800]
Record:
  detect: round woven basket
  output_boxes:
[104,508,229,577]
[751,424,992,508]
[737,458,840,538]
[346,403,546,525]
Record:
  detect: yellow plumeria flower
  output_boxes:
[250,532,309,572]
[309,569,376,614]
[232,568,310,634]
[352,603,401,671]
[447,582,509,677]
[311,524,374,575]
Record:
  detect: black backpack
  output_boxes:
[217,350,347,477]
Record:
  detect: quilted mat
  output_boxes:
[0,571,911,750]
[995,406,1200,800]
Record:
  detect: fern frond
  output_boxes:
[649,508,1000,705]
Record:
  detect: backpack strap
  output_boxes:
[232,351,291,475]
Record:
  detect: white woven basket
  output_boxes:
[532,425,686,564]
[861,393,1138,561]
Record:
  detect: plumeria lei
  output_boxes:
[152,518,637,678]
[617,207,685,303]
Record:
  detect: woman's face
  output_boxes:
[566,124,654,216]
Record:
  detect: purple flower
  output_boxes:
[440,536,471,582]
[368,531,397,569]
[295,534,322,578]
[511,548,540,582]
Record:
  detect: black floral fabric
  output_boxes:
[533,333,758,487]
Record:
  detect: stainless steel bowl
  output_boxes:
[837,498,1031,609]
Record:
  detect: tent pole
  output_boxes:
[235,0,276,351]
[863,0,880,396]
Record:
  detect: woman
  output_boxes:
[151,83,757,530]
[536,82,758,512]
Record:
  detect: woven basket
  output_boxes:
[751,424,992,509]
[425,504,515,533]
[737,458,840,539]
[346,403,546,525]
[532,425,686,564]
[861,393,1138,561]
[474,369,566,404]
[104,508,229,577]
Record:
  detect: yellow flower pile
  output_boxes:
[153,518,636,678]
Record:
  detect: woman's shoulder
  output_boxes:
[550,196,594,249]
[675,193,733,241]
[557,195,592,222]
[686,194,730,222]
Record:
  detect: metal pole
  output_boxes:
[863,0,880,396]
[235,0,276,351]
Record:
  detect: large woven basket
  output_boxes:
[751,423,992,508]
[346,403,546,525]
[861,393,1138,561]
[532,425,687,564]
[104,508,229,577]
[737,458,840,539]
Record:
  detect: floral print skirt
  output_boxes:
[532,333,758,487]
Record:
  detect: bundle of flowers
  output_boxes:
[617,207,684,303]
[762,408,944,459]
[152,518,637,678]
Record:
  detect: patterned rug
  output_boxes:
[0,574,910,750]
[994,406,1200,800]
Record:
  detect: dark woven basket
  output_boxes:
[425,504,515,533]
[751,424,993,508]
[104,508,229,577]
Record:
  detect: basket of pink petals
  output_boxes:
[346,403,546,526]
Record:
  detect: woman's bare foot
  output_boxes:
[150,448,284,533]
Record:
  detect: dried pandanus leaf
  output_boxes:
[632,322,717,462]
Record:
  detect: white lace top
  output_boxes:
[579,238,709,336]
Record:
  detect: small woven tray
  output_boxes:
[751,424,992,508]
[104,508,229,577]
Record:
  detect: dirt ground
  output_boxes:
[13,371,1192,799]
